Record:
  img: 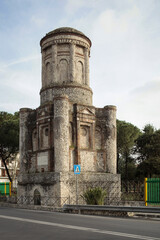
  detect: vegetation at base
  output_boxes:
[0,111,19,182]
[82,187,107,205]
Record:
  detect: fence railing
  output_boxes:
[0,182,11,196]
[145,178,160,206]
[121,180,144,201]
[0,180,148,207]
[16,196,69,207]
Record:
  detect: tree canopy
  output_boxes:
[117,120,140,180]
[135,124,160,178]
[0,111,19,182]
[117,120,160,180]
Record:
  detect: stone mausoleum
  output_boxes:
[18,27,120,206]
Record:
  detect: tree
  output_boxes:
[0,112,19,182]
[117,120,140,180]
[135,124,160,178]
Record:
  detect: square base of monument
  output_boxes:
[18,172,121,207]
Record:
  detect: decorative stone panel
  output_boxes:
[80,125,90,149]
[80,150,95,172]
[37,152,48,172]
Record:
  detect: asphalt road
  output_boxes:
[0,207,160,240]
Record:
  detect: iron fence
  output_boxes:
[0,180,146,207]
[16,196,69,207]
[145,178,160,206]
[121,180,144,201]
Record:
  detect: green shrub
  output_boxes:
[82,187,107,205]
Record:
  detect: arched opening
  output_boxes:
[32,129,37,151]
[95,127,102,150]
[76,61,83,84]
[59,59,68,83]
[69,122,74,147]
[46,62,51,85]
[80,125,90,149]
[34,189,41,205]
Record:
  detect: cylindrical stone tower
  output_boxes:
[53,95,69,172]
[40,27,92,106]
[103,105,117,174]
[19,108,32,173]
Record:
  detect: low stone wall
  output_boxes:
[120,201,145,207]
[0,202,63,212]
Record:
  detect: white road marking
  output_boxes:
[0,214,159,240]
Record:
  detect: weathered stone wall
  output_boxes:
[18,172,62,206]
[40,85,92,106]
[18,27,120,206]
[59,172,121,205]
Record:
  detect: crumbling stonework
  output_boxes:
[18,27,120,206]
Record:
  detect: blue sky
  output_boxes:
[0,0,160,130]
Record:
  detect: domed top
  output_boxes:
[40,27,91,46]
[47,27,86,37]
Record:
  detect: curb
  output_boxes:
[131,212,160,220]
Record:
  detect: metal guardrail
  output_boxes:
[63,204,160,214]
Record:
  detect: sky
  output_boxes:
[0,0,160,130]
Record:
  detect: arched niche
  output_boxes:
[34,189,41,205]
[32,129,37,152]
[41,126,49,149]
[95,126,102,150]
[45,62,51,85]
[80,125,90,149]
[58,59,68,83]
[76,61,83,84]
[69,122,74,147]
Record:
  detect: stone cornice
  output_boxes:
[104,105,117,111]
[40,28,91,47]
[20,108,33,113]
[41,38,90,51]
[40,84,93,95]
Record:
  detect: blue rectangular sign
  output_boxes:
[74,165,81,174]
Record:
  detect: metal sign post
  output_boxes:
[74,165,81,205]
[76,174,78,205]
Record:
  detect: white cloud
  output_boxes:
[30,16,46,28]
[65,0,87,14]
[0,55,39,71]
[117,80,160,129]
[0,55,41,113]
